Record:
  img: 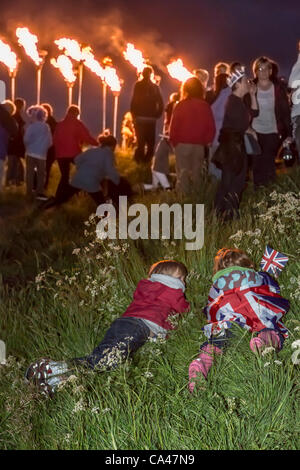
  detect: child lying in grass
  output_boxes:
[25,260,190,396]
[189,247,290,393]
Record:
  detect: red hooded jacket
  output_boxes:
[170,97,216,147]
[53,115,98,159]
[122,279,190,330]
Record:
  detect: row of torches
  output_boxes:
[0,27,193,134]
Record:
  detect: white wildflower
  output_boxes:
[261,347,275,356]
[143,371,153,379]
[72,398,85,414]
[102,408,111,414]
[274,360,282,365]
[264,362,271,367]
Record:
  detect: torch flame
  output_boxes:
[16,27,43,66]
[123,43,147,74]
[81,46,105,80]
[55,37,121,92]
[51,54,77,83]
[0,39,18,73]
[104,64,121,93]
[54,38,83,62]
[167,59,193,83]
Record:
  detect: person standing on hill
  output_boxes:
[212,68,258,221]
[251,56,292,188]
[41,103,57,189]
[6,98,26,187]
[169,77,216,194]
[143,91,180,191]
[53,105,98,201]
[130,66,164,165]
[0,100,17,191]
[24,105,52,200]
[288,40,300,165]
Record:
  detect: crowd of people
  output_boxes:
[0,46,295,397]
[0,43,300,220]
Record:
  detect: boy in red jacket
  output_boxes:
[25,260,189,396]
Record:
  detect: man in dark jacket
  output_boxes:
[130,66,164,164]
[6,98,26,186]
[0,100,18,191]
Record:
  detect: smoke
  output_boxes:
[0,0,174,72]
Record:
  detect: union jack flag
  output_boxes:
[260,245,289,277]
[203,283,290,339]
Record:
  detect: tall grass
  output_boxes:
[0,153,299,450]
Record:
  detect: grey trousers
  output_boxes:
[26,155,46,196]
[6,155,24,185]
[174,143,205,193]
[292,116,300,163]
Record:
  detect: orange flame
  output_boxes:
[81,46,105,80]
[16,27,43,66]
[123,43,147,74]
[0,39,18,73]
[104,64,122,93]
[51,55,77,83]
[55,37,121,92]
[54,38,83,62]
[167,59,193,83]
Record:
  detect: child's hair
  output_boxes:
[1,99,16,116]
[148,260,188,279]
[213,248,255,275]
[26,105,48,121]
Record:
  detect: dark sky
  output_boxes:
[0,0,299,136]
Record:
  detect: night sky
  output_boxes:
[0,0,299,136]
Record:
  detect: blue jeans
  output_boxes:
[72,317,151,370]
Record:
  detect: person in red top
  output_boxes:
[25,260,190,396]
[53,105,98,200]
[169,77,216,194]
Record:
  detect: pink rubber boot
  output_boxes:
[188,344,222,393]
[250,329,281,353]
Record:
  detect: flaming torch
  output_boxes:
[123,42,147,75]
[0,39,19,101]
[123,42,159,84]
[80,47,106,130]
[103,58,122,137]
[55,38,86,109]
[167,58,193,83]
[51,55,77,107]
[16,27,47,104]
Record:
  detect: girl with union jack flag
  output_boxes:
[188,247,290,393]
